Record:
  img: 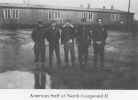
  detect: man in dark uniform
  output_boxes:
[61,20,75,66]
[76,24,91,67]
[47,21,61,66]
[92,18,108,68]
[31,21,46,63]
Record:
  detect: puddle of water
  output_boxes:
[0,36,10,41]
[105,46,119,53]
[0,71,51,89]
[16,30,32,34]
[0,71,34,89]
[21,42,34,49]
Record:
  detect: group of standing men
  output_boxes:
[31,19,108,69]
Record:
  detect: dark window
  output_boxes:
[82,12,84,18]
[51,11,54,19]
[0,12,2,21]
[91,13,93,19]
[13,9,15,19]
[89,12,91,19]
[16,9,18,18]
[84,12,86,18]
[2,10,4,20]
[49,11,51,19]
[89,12,93,20]
[5,9,7,19]
[1,10,3,20]
[111,14,115,21]
[6,9,8,19]
[8,9,10,19]
[55,11,57,19]
[58,11,60,18]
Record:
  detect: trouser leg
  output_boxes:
[34,72,41,89]
[70,43,75,65]
[78,45,83,65]
[84,47,89,64]
[100,47,105,67]
[40,45,46,63]
[94,53,98,67]
[49,44,54,66]
[64,44,69,64]
[93,47,98,67]
[34,44,40,62]
[40,72,46,89]
[55,44,61,65]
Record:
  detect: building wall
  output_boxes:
[0,6,134,29]
[0,7,20,28]
[19,9,35,25]
[93,12,111,25]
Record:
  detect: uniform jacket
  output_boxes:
[31,26,46,44]
[76,25,91,47]
[46,26,60,45]
[92,25,108,45]
[61,23,75,44]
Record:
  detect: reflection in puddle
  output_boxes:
[33,63,52,89]
[0,36,10,41]
[34,71,51,89]
[0,31,32,67]
[0,71,34,89]
[105,45,119,53]
[1,35,22,66]
[0,69,52,89]
[21,42,34,49]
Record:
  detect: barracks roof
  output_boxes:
[0,3,134,14]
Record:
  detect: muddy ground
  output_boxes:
[0,29,137,89]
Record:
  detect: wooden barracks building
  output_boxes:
[0,3,134,28]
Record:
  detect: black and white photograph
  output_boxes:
[0,0,137,90]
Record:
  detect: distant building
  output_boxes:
[0,3,134,29]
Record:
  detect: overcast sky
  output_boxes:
[0,0,137,19]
